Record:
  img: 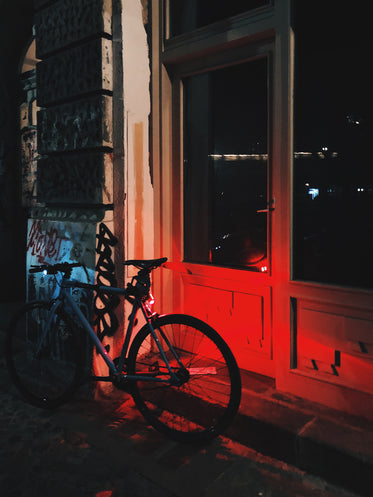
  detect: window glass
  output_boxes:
[293,2,373,288]
[183,58,268,272]
[169,0,269,37]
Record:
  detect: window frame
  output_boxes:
[181,54,272,272]
[164,0,273,40]
[161,1,275,65]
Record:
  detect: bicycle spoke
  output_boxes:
[6,302,83,408]
[128,314,241,441]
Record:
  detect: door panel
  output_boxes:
[182,272,274,377]
[296,299,373,396]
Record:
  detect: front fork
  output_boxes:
[139,302,189,386]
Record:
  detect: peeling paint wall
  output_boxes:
[122,0,154,268]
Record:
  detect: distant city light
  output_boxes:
[209,153,268,161]
[308,188,319,200]
[294,152,312,158]
[347,115,361,126]
[210,151,339,161]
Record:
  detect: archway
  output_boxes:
[0,0,34,300]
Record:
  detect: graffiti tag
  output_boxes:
[94,223,120,341]
[27,220,69,263]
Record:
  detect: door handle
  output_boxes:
[257,198,275,213]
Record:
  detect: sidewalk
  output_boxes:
[227,370,373,496]
[1,303,372,496]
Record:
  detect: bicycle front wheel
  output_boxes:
[6,301,84,408]
[128,314,241,441]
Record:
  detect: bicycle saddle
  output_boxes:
[123,257,168,271]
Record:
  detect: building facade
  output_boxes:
[1,0,372,418]
[149,0,373,420]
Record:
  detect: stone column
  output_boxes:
[30,0,124,381]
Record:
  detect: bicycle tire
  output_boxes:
[6,301,84,408]
[128,314,241,441]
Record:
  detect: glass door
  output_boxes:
[183,57,270,273]
[154,0,279,377]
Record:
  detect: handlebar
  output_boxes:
[29,262,83,275]
[30,258,168,276]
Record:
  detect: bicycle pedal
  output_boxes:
[112,373,131,392]
[113,357,127,372]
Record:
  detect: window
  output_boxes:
[168,0,270,37]
[293,2,373,288]
[183,57,269,271]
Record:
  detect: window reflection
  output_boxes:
[183,58,268,271]
[293,2,373,288]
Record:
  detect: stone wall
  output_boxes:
[34,0,114,210]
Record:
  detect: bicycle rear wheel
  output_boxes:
[128,314,241,441]
[6,301,84,408]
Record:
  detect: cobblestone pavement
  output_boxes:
[0,358,174,497]
[0,350,364,497]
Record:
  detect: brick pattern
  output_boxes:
[35,0,113,209]
[37,96,113,154]
[37,38,113,106]
[37,153,113,205]
[35,0,112,59]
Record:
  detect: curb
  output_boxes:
[226,388,373,496]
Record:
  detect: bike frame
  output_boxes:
[45,278,181,385]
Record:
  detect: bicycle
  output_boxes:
[5,258,241,442]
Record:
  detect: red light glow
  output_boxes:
[148,292,155,306]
